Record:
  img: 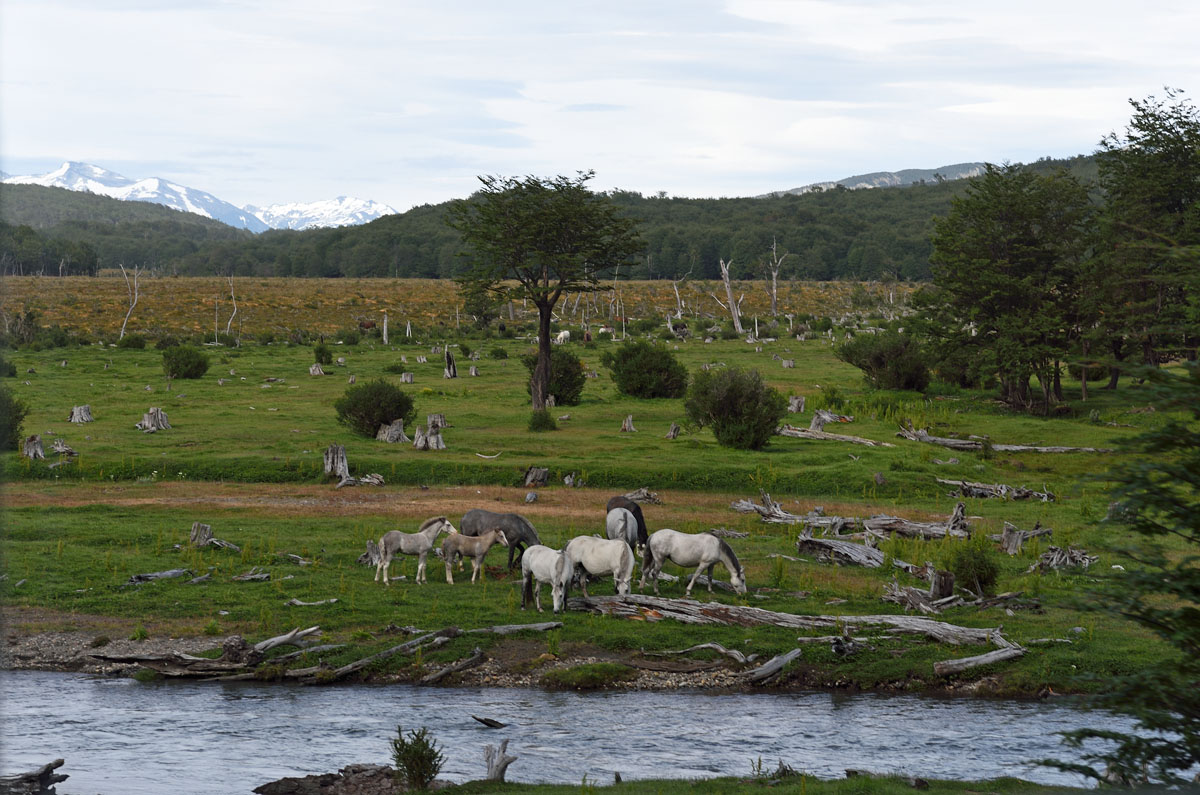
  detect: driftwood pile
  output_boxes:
[1028,546,1098,573]
[732,492,969,541]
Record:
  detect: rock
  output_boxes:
[253,764,406,795]
[525,492,538,503]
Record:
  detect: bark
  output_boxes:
[68,405,93,423]
[484,739,518,782]
[22,435,44,460]
[323,444,349,480]
[135,408,171,433]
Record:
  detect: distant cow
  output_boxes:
[554,330,570,344]
[358,321,376,331]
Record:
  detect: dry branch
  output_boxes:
[623,486,662,504]
[936,478,1055,502]
[421,647,486,684]
[484,738,518,782]
[897,423,1112,453]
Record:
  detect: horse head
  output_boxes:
[551,554,567,613]
[442,519,458,536]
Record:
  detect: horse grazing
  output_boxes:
[606,495,649,563]
[605,507,640,552]
[443,527,508,584]
[521,545,568,613]
[374,516,456,586]
[563,536,634,598]
[639,529,746,596]
[461,509,540,569]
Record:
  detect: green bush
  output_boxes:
[521,347,585,406]
[162,346,209,380]
[391,725,444,791]
[153,336,180,350]
[336,329,361,346]
[0,355,15,378]
[334,378,416,438]
[528,409,557,432]
[946,535,1000,596]
[684,367,787,450]
[0,385,29,450]
[541,662,638,690]
[835,331,929,391]
[600,339,688,398]
[489,346,508,360]
[313,343,333,366]
[116,334,146,349]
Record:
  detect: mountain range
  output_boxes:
[2,162,396,232]
[761,162,987,197]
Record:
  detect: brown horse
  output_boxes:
[442,527,508,584]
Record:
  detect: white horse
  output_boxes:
[605,507,640,553]
[443,527,508,584]
[374,516,456,585]
[554,329,570,344]
[521,545,568,613]
[563,536,634,597]
[639,529,746,596]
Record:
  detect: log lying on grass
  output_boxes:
[623,486,662,504]
[777,409,895,447]
[0,758,69,794]
[862,502,969,540]
[936,477,1055,502]
[305,627,460,684]
[730,491,806,524]
[644,642,756,665]
[127,568,191,584]
[336,473,385,488]
[190,522,241,552]
[898,422,1112,454]
[795,534,923,575]
[933,645,1026,676]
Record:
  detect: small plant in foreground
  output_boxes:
[129,624,149,641]
[528,409,557,432]
[391,725,445,791]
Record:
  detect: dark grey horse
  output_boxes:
[460,509,541,569]
[605,496,649,565]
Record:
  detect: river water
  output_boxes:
[2,670,1131,793]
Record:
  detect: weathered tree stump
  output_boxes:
[994,521,1052,555]
[20,436,43,459]
[665,422,680,439]
[68,405,93,423]
[930,570,956,600]
[443,350,457,378]
[135,407,171,433]
[323,444,349,481]
[427,414,447,430]
[190,521,240,551]
[336,357,346,367]
[309,363,326,376]
[781,359,795,368]
[523,466,549,487]
[620,414,637,432]
[469,365,479,376]
[413,426,446,451]
[484,738,518,782]
[400,372,414,383]
[416,355,427,364]
[348,374,356,384]
[788,395,805,413]
[546,395,556,408]
[376,420,410,443]
[50,438,77,457]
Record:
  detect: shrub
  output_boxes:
[0,355,15,378]
[336,328,361,345]
[313,343,333,365]
[599,339,688,398]
[382,363,407,374]
[945,535,1000,596]
[0,386,29,450]
[116,334,146,349]
[391,725,445,791]
[521,347,585,406]
[153,336,180,350]
[334,379,416,438]
[489,346,508,360]
[684,367,787,450]
[458,343,472,360]
[528,409,557,432]
[835,331,929,391]
[162,346,209,380]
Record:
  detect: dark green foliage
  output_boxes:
[161,346,209,380]
[313,343,333,366]
[600,339,688,398]
[527,409,557,432]
[333,378,415,438]
[1044,362,1200,785]
[540,662,638,690]
[489,346,508,360]
[336,329,360,345]
[390,725,444,791]
[945,535,1000,596]
[0,355,15,377]
[458,279,501,329]
[520,347,585,406]
[683,367,787,450]
[382,363,406,374]
[0,385,29,450]
[153,336,180,350]
[835,331,929,391]
[116,334,146,349]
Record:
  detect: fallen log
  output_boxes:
[285,598,338,607]
[465,621,563,635]
[568,594,1002,644]
[933,645,1026,676]
[233,567,270,582]
[778,423,896,447]
[309,628,460,683]
[936,477,1055,502]
[898,423,1111,454]
[421,647,486,684]
[0,758,69,794]
[623,486,662,504]
[744,648,804,682]
[644,642,755,665]
[862,502,969,540]
[127,568,191,585]
[730,491,806,524]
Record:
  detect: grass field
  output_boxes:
[0,277,1184,698]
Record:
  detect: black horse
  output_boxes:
[460,509,541,569]
[605,495,649,551]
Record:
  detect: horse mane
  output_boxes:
[418,516,448,532]
[518,514,540,543]
[716,538,743,577]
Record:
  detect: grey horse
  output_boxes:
[460,508,541,569]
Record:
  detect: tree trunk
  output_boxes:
[443,349,457,378]
[620,415,637,432]
[532,301,554,409]
[718,259,743,334]
[68,405,93,423]
[135,407,171,433]
[323,444,349,480]
[22,434,44,460]
[665,422,680,440]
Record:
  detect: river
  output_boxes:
[2,670,1130,793]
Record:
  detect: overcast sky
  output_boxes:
[3,1,1198,211]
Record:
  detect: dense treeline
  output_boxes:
[1,156,1095,281]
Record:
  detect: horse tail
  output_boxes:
[522,568,533,607]
[633,505,649,548]
[642,531,655,573]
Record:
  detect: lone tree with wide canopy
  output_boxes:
[448,172,642,410]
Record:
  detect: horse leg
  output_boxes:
[687,564,706,596]
[416,552,426,585]
[706,563,715,592]
[534,581,543,612]
[445,559,454,585]
[471,556,481,584]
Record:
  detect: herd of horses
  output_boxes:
[372,496,746,613]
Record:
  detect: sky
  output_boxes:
[2,0,1198,212]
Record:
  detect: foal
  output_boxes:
[374,516,456,585]
[442,527,508,584]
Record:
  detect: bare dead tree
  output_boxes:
[670,268,692,319]
[224,275,238,336]
[764,237,790,317]
[118,264,142,340]
[711,258,744,334]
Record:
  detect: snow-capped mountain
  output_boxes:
[245,196,396,231]
[763,162,986,197]
[2,162,396,232]
[4,162,269,232]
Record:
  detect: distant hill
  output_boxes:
[762,162,987,197]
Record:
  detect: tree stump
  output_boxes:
[484,739,518,782]
[523,466,549,487]
[190,522,214,546]
[309,363,326,376]
[348,375,356,384]
[427,414,448,431]
[376,420,410,443]
[930,570,956,600]
[0,758,69,794]
[444,350,457,378]
[135,407,171,433]
[469,366,479,376]
[336,357,346,367]
[665,422,680,439]
[51,438,77,456]
[546,395,556,408]
[400,372,414,383]
[416,355,427,364]
[781,359,795,368]
[68,405,93,423]
[620,414,637,432]
[413,426,446,451]
[324,444,350,480]
[788,396,805,414]
[22,435,44,460]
